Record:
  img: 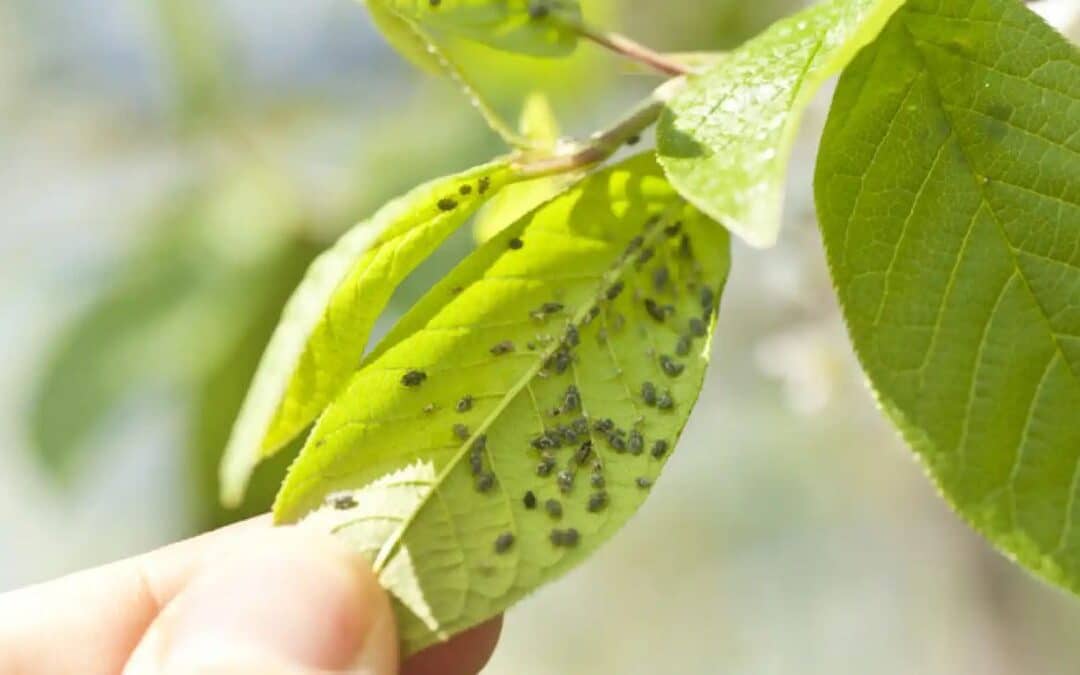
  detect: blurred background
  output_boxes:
[2,0,1080,672]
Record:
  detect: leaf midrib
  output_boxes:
[371,207,682,574]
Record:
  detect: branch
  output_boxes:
[558,16,691,77]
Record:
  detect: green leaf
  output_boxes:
[273,154,730,654]
[656,0,904,248]
[220,161,519,506]
[375,0,582,58]
[816,0,1080,591]
[365,0,446,75]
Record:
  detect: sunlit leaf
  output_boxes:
[221,161,520,506]
[274,154,730,654]
[374,0,582,58]
[365,0,446,75]
[657,0,904,248]
[817,0,1080,591]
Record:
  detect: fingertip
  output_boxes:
[402,616,503,675]
[124,526,398,674]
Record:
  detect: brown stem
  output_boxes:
[564,19,691,77]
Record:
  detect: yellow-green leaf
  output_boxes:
[220,161,519,506]
[274,154,730,654]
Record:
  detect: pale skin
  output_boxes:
[0,517,501,674]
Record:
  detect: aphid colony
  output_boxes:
[379,211,718,559]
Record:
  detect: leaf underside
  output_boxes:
[274,154,730,654]
[220,161,517,506]
[816,0,1080,590]
[657,0,904,248]
[379,0,582,58]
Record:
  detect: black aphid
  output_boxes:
[571,417,589,435]
[526,341,538,351]
[551,349,572,374]
[531,432,559,451]
[626,134,641,146]
[574,440,593,464]
[557,470,574,493]
[657,391,674,410]
[476,472,496,492]
[541,302,564,314]
[608,433,627,453]
[565,325,580,347]
[453,424,470,440]
[471,434,487,453]
[644,298,666,323]
[536,455,556,477]
[456,395,474,413]
[636,477,654,489]
[606,281,625,301]
[331,494,357,510]
[437,197,458,211]
[590,472,605,488]
[558,425,578,445]
[636,247,655,266]
[587,491,608,512]
[428,0,440,6]
[675,335,692,357]
[642,381,657,406]
[651,439,669,459]
[626,235,644,254]
[490,340,515,356]
[545,498,563,519]
[478,176,491,194]
[401,370,427,387]
[563,385,581,412]
[660,355,685,378]
[528,1,550,19]
[550,527,580,547]
[469,451,483,476]
[594,418,615,433]
[494,532,515,553]
[509,237,524,250]
[664,221,682,237]
[653,266,669,290]
[689,317,707,337]
[524,490,537,509]
[628,430,644,455]
[700,286,715,310]
[679,234,694,259]
[459,184,473,195]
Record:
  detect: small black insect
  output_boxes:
[700,286,715,311]
[494,532,515,554]
[564,325,580,347]
[478,176,491,194]
[689,317,707,337]
[644,298,666,323]
[664,221,682,237]
[608,433,627,453]
[574,440,593,464]
[490,340,515,356]
[453,423,470,440]
[675,335,692,357]
[428,0,440,6]
[331,494,357,510]
[471,434,487,453]
[641,381,657,406]
[557,470,575,493]
[594,418,615,433]
[545,498,563,519]
[528,0,550,19]
[653,266,670,291]
[606,281,625,301]
[679,234,694,259]
[476,472,496,492]
[459,184,473,196]
[571,417,589,435]
[651,439,669,459]
[531,432,559,451]
[657,391,675,410]
[536,455,557,477]
[401,370,427,387]
[563,385,581,412]
[437,197,458,211]
[590,472,605,488]
[560,528,581,546]
[524,490,537,509]
[551,349,572,374]
[508,237,524,250]
[626,235,644,254]
[636,477,654,489]
[469,451,483,476]
[636,247,655,266]
[626,134,641,146]
[587,491,608,512]
[456,395,474,413]
[558,425,579,445]
[541,302,564,314]
[628,430,644,455]
[660,355,685,378]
